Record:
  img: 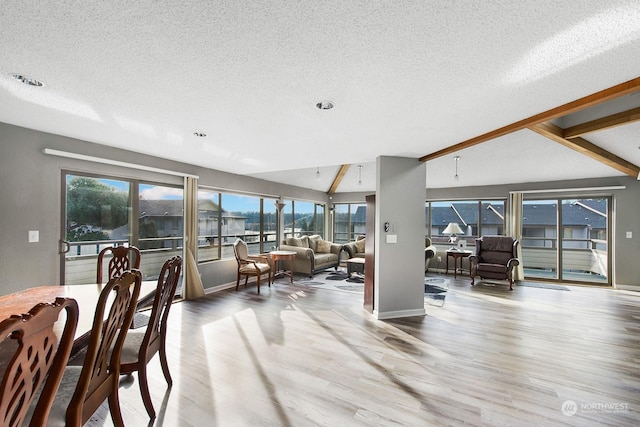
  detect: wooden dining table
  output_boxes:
[0,281,157,353]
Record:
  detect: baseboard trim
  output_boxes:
[204,281,236,294]
[614,284,640,292]
[373,308,426,320]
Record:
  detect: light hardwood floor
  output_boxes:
[87,272,639,426]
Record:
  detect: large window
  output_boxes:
[426,200,505,245]
[63,173,183,284]
[198,192,320,261]
[333,203,366,243]
[282,200,325,240]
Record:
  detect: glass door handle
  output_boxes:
[60,240,70,254]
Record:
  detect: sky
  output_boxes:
[70,175,318,213]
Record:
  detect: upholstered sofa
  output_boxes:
[342,235,366,259]
[469,235,520,290]
[425,237,437,272]
[279,235,343,277]
[345,236,437,273]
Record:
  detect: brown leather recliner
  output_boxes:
[469,236,520,290]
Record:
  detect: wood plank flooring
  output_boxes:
[86,272,640,426]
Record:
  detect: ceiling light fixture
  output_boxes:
[315,100,334,110]
[193,131,207,137]
[357,165,363,186]
[454,156,460,180]
[315,166,321,181]
[10,74,44,87]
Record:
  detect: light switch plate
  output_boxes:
[28,230,39,243]
[626,231,633,238]
[386,234,397,244]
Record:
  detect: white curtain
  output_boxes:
[183,177,205,300]
[507,192,525,281]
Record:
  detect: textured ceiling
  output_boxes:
[1,1,639,193]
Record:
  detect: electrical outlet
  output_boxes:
[437,256,442,262]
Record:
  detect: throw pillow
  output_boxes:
[307,235,320,252]
[317,239,331,253]
[355,238,365,253]
[290,237,306,247]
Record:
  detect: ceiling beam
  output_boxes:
[419,76,640,162]
[563,106,640,139]
[328,164,350,195]
[528,122,640,178]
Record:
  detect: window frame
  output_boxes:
[425,199,506,245]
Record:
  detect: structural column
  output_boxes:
[373,156,427,319]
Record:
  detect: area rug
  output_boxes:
[298,269,364,294]
[325,271,349,281]
[301,271,450,305]
[424,277,448,307]
[325,270,365,283]
[301,275,364,294]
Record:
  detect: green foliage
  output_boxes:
[66,177,129,235]
[66,230,110,242]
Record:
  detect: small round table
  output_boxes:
[446,249,473,279]
[270,250,296,284]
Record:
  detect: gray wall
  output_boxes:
[1,121,638,296]
[0,122,327,294]
[375,156,427,319]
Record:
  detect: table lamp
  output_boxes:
[442,222,464,250]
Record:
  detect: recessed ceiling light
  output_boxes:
[193,131,207,137]
[315,100,334,110]
[10,74,44,87]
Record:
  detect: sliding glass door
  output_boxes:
[560,199,608,283]
[521,197,610,284]
[61,172,183,285]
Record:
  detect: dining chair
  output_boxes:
[0,298,78,427]
[97,245,141,285]
[48,270,142,427]
[119,256,182,419]
[233,238,272,294]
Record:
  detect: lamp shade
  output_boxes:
[442,222,464,235]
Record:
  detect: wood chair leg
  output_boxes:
[108,388,126,427]
[160,342,173,386]
[235,272,241,291]
[138,364,156,419]
[256,274,261,294]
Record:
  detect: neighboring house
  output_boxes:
[352,206,367,236]
[430,202,505,239]
[427,200,606,248]
[111,199,247,246]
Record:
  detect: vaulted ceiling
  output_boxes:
[1,1,639,193]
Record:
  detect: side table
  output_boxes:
[270,250,296,284]
[446,250,473,279]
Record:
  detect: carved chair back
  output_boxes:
[0,298,78,427]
